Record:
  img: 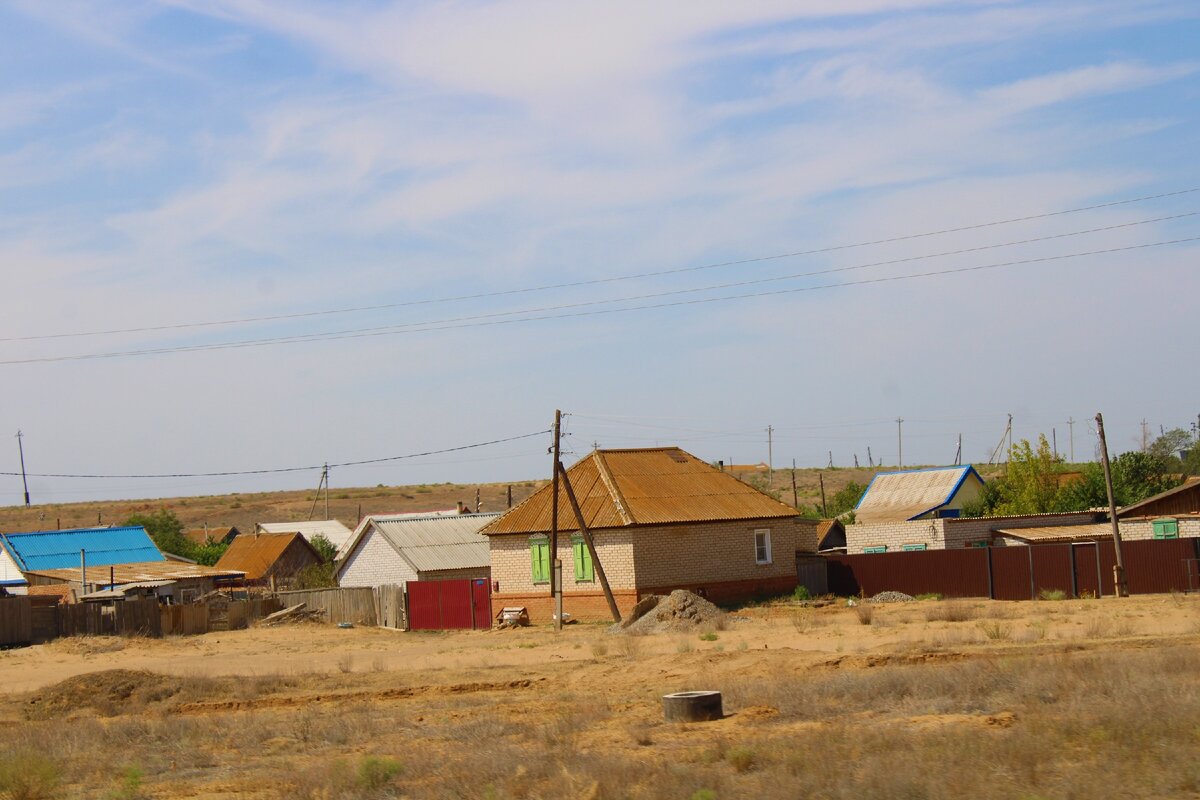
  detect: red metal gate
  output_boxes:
[406,579,492,630]
[1072,543,1101,598]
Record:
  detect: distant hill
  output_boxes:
[0,464,1004,533]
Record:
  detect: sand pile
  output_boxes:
[616,590,725,634]
[23,669,185,720]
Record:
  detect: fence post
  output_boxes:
[1028,546,1036,600]
[986,546,994,600]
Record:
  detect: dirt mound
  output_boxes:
[617,590,725,634]
[24,669,185,720]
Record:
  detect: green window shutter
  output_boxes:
[531,539,549,583]
[572,538,593,582]
[902,543,927,552]
[1153,519,1179,539]
[863,545,887,554]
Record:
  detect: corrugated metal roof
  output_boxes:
[994,523,1114,543]
[1116,477,1200,519]
[0,526,165,572]
[216,533,319,581]
[255,520,354,555]
[25,561,244,584]
[854,466,982,524]
[370,512,499,573]
[182,526,239,546]
[481,448,799,535]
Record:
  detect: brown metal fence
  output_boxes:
[827,537,1200,599]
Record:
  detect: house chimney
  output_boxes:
[456,501,466,514]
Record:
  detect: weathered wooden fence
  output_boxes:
[0,597,32,646]
[375,585,406,630]
[275,587,379,626]
[54,598,163,638]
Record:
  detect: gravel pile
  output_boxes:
[870,591,916,604]
[615,590,725,634]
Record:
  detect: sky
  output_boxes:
[1,0,1198,506]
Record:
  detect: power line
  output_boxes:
[0,429,549,479]
[4,234,1196,366]
[3,188,1196,344]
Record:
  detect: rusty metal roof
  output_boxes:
[182,526,239,546]
[25,561,245,584]
[481,447,798,535]
[215,533,320,581]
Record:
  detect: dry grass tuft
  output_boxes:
[853,604,874,626]
[924,601,977,622]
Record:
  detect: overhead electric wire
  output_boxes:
[0,429,549,479]
[4,234,1197,366]
[2,187,1196,344]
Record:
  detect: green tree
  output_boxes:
[309,533,338,563]
[992,436,1063,515]
[825,481,866,518]
[192,540,228,567]
[1056,451,1182,510]
[125,509,193,559]
[1149,427,1193,468]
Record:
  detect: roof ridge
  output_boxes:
[592,450,636,526]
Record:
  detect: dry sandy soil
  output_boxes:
[2,593,1199,799]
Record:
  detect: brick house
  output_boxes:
[854,465,986,525]
[481,447,816,622]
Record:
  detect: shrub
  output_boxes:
[853,603,874,625]
[725,746,756,773]
[979,621,1012,641]
[108,766,147,800]
[691,791,718,800]
[357,756,402,791]
[915,592,943,601]
[793,585,812,602]
[699,632,719,642]
[924,601,976,622]
[1039,589,1067,601]
[0,752,61,800]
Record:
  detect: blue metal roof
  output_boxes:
[0,526,165,572]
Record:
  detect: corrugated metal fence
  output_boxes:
[826,538,1200,599]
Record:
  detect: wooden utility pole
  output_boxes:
[1052,428,1057,460]
[1067,417,1076,462]
[558,460,621,623]
[1096,412,1128,597]
[550,410,562,630]
[15,430,29,507]
[896,418,904,467]
[790,459,798,508]
[818,472,828,517]
[475,487,481,513]
[867,446,873,468]
[827,450,833,469]
[308,465,329,521]
[324,463,330,520]
[954,433,962,466]
[506,484,513,509]
[766,426,774,479]
[1141,419,1149,452]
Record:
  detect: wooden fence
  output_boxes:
[0,597,32,646]
[275,587,381,626]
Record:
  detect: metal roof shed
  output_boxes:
[0,526,165,573]
[338,512,499,588]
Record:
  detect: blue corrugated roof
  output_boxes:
[0,526,165,572]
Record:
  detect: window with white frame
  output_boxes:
[754,529,772,565]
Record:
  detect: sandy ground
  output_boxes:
[2,593,1197,694]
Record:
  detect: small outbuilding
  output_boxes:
[853,465,985,524]
[254,520,354,559]
[0,526,167,595]
[215,532,322,587]
[182,525,241,548]
[337,512,499,588]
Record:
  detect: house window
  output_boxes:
[530,536,550,584]
[902,543,927,552]
[1152,519,1179,539]
[863,545,888,554]
[754,529,772,565]
[967,540,989,548]
[937,509,961,519]
[572,537,593,582]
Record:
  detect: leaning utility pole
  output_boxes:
[307,465,329,521]
[791,459,798,509]
[896,418,904,467]
[818,472,828,518]
[558,459,621,623]
[550,410,563,630]
[15,430,29,507]
[1067,417,1076,463]
[1096,412,1128,597]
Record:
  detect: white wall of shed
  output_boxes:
[337,526,418,588]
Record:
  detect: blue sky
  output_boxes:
[1,1,1198,504]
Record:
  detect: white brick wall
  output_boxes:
[1118,517,1200,541]
[337,527,418,588]
[845,519,946,554]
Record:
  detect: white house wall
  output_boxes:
[337,526,418,588]
[0,546,26,587]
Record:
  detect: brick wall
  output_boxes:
[944,513,1104,548]
[419,567,490,581]
[489,528,636,596]
[845,519,945,554]
[1119,517,1200,541]
[493,588,639,624]
[630,518,804,587]
[337,527,419,588]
